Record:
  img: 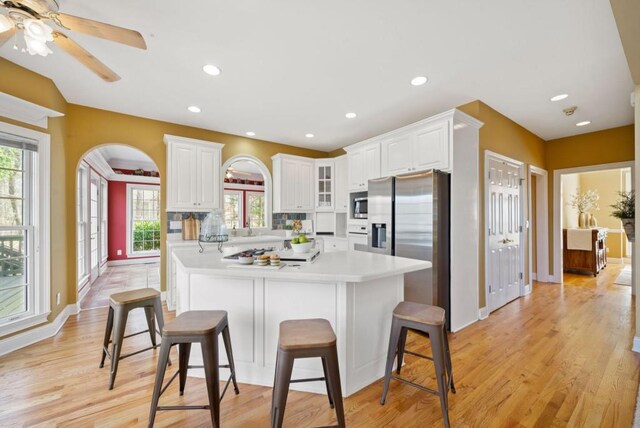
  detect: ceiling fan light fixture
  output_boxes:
[24,34,52,57]
[0,14,13,33]
[24,19,53,42]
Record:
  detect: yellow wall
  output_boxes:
[457,101,546,308]
[545,125,635,274]
[0,58,331,338]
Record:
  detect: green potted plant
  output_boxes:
[611,191,635,242]
[284,224,293,238]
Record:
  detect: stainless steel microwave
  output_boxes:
[353,197,368,219]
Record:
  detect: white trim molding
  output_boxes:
[529,165,550,283]
[552,161,634,284]
[0,92,64,129]
[126,183,161,258]
[633,336,640,353]
[478,307,489,320]
[0,304,78,357]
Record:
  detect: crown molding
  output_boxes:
[0,92,64,129]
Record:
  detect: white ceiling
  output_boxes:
[93,145,156,171]
[0,0,634,151]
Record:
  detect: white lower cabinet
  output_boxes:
[324,237,348,253]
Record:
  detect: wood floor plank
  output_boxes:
[0,264,638,427]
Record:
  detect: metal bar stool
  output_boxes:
[99,288,167,390]
[148,310,239,428]
[380,301,455,428]
[271,318,345,428]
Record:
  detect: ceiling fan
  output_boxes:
[0,0,146,82]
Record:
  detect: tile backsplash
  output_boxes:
[167,212,308,233]
[272,213,307,230]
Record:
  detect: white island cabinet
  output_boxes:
[172,248,430,396]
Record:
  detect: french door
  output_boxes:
[487,153,524,312]
[89,173,100,283]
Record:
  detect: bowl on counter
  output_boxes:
[291,242,313,254]
[237,253,254,265]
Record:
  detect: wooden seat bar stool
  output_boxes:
[148,310,239,428]
[380,302,456,428]
[271,318,345,428]
[99,288,167,390]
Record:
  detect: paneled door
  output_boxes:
[487,154,523,312]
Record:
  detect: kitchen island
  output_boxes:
[172,247,430,396]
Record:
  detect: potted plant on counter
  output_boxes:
[611,191,635,242]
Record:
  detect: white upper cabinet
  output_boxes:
[413,121,450,172]
[164,135,224,212]
[315,159,335,212]
[381,134,413,176]
[272,154,314,213]
[347,141,380,191]
[334,155,348,212]
[378,119,452,178]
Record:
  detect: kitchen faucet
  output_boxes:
[246,218,252,236]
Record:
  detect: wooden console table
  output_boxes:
[563,228,607,276]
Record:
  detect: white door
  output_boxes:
[170,142,197,209]
[297,161,314,211]
[487,155,522,312]
[89,174,100,283]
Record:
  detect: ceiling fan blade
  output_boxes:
[54,13,146,50]
[52,31,120,82]
[0,27,16,48]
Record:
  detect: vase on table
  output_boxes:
[578,212,588,228]
[588,214,597,228]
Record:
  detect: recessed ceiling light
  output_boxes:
[246,131,256,136]
[345,112,357,119]
[203,64,222,76]
[187,106,201,113]
[550,94,568,102]
[411,76,428,86]
[576,121,591,127]
[305,133,315,138]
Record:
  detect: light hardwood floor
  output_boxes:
[0,264,638,427]
[80,263,160,310]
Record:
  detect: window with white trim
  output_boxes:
[0,126,50,335]
[246,191,265,228]
[224,190,243,229]
[126,184,160,257]
[76,164,88,282]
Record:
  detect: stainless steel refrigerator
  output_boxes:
[367,170,450,326]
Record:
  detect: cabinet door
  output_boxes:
[363,142,381,184]
[381,134,413,177]
[315,161,334,211]
[281,159,298,211]
[413,121,450,172]
[197,146,220,209]
[296,161,314,211]
[348,149,364,191]
[170,142,197,209]
[334,156,348,212]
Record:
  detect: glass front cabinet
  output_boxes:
[315,160,334,211]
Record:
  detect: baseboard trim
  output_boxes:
[633,336,640,353]
[524,283,532,295]
[608,258,624,264]
[0,304,78,357]
[478,307,489,320]
[532,273,537,281]
[548,274,562,284]
[107,257,160,267]
[77,283,90,304]
[161,291,167,302]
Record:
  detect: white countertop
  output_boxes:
[172,247,431,283]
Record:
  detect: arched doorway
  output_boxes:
[76,144,161,309]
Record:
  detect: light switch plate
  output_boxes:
[170,221,182,230]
